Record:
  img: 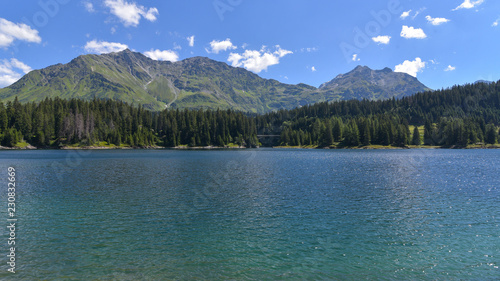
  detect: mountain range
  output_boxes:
[0,49,431,113]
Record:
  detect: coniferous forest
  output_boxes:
[0,81,499,148]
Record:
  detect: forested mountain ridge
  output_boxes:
[0,81,498,149]
[0,50,430,113]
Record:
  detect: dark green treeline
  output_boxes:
[0,81,499,148]
[0,97,258,148]
[257,81,500,147]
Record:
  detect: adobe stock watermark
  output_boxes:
[6,167,17,274]
[213,0,243,21]
[175,149,257,224]
[51,149,92,183]
[11,0,72,53]
[340,0,403,63]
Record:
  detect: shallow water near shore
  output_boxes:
[0,149,499,280]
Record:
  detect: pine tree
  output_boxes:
[332,119,342,141]
[320,121,334,147]
[312,119,322,144]
[280,128,291,146]
[378,124,390,146]
[485,124,498,144]
[2,128,21,147]
[0,102,8,132]
[361,120,371,146]
[424,120,434,145]
[412,126,421,146]
[343,122,360,146]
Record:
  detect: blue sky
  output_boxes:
[1,0,499,90]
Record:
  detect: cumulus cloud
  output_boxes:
[0,58,32,88]
[426,15,450,25]
[372,35,391,45]
[206,38,237,54]
[227,45,292,73]
[352,54,360,62]
[144,49,179,62]
[400,10,412,19]
[493,19,499,27]
[444,65,456,72]
[0,18,41,48]
[84,40,128,54]
[104,0,159,27]
[395,57,426,77]
[311,66,317,72]
[400,25,427,39]
[187,35,195,47]
[453,0,484,11]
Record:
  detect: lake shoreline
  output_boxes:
[2,144,500,150]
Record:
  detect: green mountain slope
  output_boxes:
[319,65,432,100]
[0,50,432,113]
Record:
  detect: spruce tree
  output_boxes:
[321,122,334,147]
[361,121,371,146]
[424,120,434,145]
[412,126,421,146]
[485,124,498,144]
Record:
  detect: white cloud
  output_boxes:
[400,25,427,39]
[426,15,450,25]
[372,35,391,45]
[84,40,128,54]
[275,46,293,58]
[187,35,195,47]
[400,10,412,19]
[395,57,426,77]
[104,0,159,27]
[0,18,42,48]
[173,43,181,50]
[228,45,292,73]
[493,19,499,27]
[311,66,317,72]
[207,38,237,54]
[401,8,427,20]
[144,49,179,62]
[84,1,95,12]
[143,8,158,21]
[453,0,484,11]
[445,65,456,71]
[352,54,360,62]
[0,58,32,88]
[9,58,32,74]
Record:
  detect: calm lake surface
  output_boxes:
[0,149,499,280]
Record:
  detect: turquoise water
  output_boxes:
[0,149,499,280]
